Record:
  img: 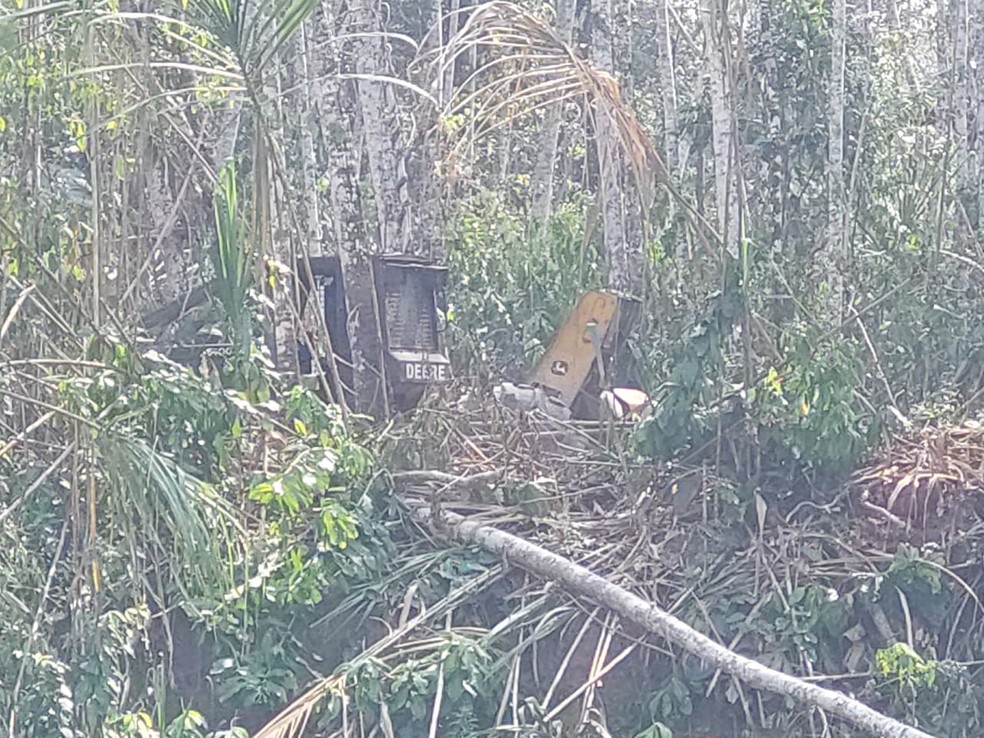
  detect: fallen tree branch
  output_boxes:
[412,504,936,738]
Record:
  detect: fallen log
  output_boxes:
[412,502,936,738]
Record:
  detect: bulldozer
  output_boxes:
[297,268,647,420]
[142,249,644,421]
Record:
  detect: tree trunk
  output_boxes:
[972,0,984,229]
[262,54,298,370]
[936,0,951,126]
[317,0,386,415]
[590,0,639,295]
[410,0,448,260]
[291,18,346,396]
[701,0,740,260]
[758,0,783,252]
[657,0,682,181]
[954,0,972,196]
[355,0,410,253]
[530,0,576,224]
[827,0,847,328]
[297,22,323,256]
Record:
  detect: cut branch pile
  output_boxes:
[248,395,984,738]
[380,398,953,738]
[410,505,935,738]
[386,398,673,574]
[852,420,984,540]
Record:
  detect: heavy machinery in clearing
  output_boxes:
[143,250,646,421]
[296,265,648,420]
[295,253,453,413]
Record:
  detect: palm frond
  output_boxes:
[211,161,254,353]
[98,433,242,595]
[422,0,664,205]
[182,0,319,81]
[254,565,504,738]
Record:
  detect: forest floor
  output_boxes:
[377,394,984,736]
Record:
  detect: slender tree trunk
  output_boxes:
[322,0,386,415]
[612,0,633,103]
[612,0,644,286]
[827,0,847,327]
[757,0,791,327]
[301,0,383,413]
[287,20,330,369]
[261,49,299,369]
[936,0,951,126]
[954,0,972,196]
[442,0,461,105]
[701,0,740,260]
[411,0,447,261]
[530,0,576,224]
[591,0,640,295]
[355,0,410,253]
[758,0,783,250]
[411,121,446,259]
[972,0,984,229]
[297,22,323,256]
[657,0,682,181]
[657,0,692,269]
[85,15,101,327]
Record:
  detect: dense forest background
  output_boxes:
[3,0,984,735]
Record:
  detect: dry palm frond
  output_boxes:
[418,0,664,207]
[253,565,503,738]
[852,420,984,537]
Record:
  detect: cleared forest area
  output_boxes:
[2,0,984,736]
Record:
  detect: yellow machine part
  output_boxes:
[526,290,620,407]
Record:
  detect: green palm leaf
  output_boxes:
[181,0,319,82]
[99,433,242,596]
[211,161,254,353]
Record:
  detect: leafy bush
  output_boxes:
[445,190,602,379]
[751,329,874,475]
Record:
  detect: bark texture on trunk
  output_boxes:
[591,0,641,295]
[936,0,951,126]
[355,0,410,254]
[657,0,681,181]
[263,50,298,370]
[826,0,847,328]
[530,0,576,224]
[972,0,984,228]
[408,0,448,259]
[701,0,740,260]
[954,0,972,195]
[297,21,323,256]
[758,1,781,238]
[290,19,336,385]
[315,0,385,415]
